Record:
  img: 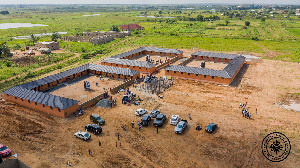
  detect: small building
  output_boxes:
[35,41,59,50]
[120,24,145,31]
[39,48,51,54]
[296,9,300,16]
[27,50,35,55]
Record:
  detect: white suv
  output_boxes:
[170,115,179,125]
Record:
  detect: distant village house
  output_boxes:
[120,24,144,31]
[296,9,300,16]
[35,41,59,50]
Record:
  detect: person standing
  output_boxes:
[99,141,101,146]
[116,142,117,147]
[256,109,257,115]
[132,121,134,128]
[156,127,158,134]
[118,134,120,140]
[139,125,141,131]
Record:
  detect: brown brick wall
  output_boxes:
[165,70,231,85]
[4,94,79,118]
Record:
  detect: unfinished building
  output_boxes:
[35,41,59,50]
[63,31,130,45]
[2,64,140,118]
[101,47,183,74]
[165,51,245,85]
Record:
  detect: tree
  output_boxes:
[111,25,119,32]
[0,42,11,58]
[261,18,266,22]
[29,34,39,46]
[245,21,250,26]
[158,11,163,14]
[225,20,230,26]
[0,11,9,15]
[51,32,61,42]
[196,15,204,22]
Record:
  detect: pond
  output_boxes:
[83,14,101,17]
[0,23,48,29]
[136,16,175,18]
[13,32,67,39]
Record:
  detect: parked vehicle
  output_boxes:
[150,110,160,118]
[135,108,147,116]
[174,120,188,134]
[153,114,166,127]
[74,131,91,141]
[0,144,11,157]
[90,114,105,125]
[85,124,102,135]
[205,123,218,133]
[141,114,151,126]
[170,115,180,125]
[78,108,84,115]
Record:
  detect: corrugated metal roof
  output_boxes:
[102,58,156,68]
[223,56,245,77]
[110,47,183,59]
[165,65,231,78]
[192,51,239,59]
[2,86,78,110]
[165,56,245,78]
[88,64,140,76]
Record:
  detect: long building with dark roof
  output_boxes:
[101,47,183,73]
[2,64,140,118]
[165,52,245,85]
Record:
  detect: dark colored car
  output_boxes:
[90,114,105,125]
[174,120,188,134]
[205,123,218,133]
[150,110,160,118]
[85,124,102,135]
[141,114,151,126]
[153,114,166,127]
[0,144,11,157]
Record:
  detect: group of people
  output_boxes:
[239,102,252,119]
[132,121,142,131]
[146,55,169,65]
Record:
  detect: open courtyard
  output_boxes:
[185,59,228,70]
[48,76,124,104]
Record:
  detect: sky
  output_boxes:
[0,0,299,5]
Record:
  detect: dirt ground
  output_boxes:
[12,47,65,58]
[48,76,124,103]
[130,54,172,65]
[185,59,228,70]
[0,53,300,168]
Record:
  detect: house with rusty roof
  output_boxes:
[120,24,145,31]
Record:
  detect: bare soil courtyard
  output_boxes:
[185,59,228,70]
[130,54,172,65]
[48,76,124,103]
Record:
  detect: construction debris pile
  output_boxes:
[138,75,173,95]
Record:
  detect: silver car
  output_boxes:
[174,120,188,134]
[74,131,91,141]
